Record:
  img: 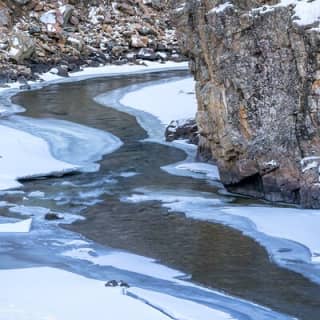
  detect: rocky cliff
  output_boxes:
[172,0,320,208]
[0,0,183,82]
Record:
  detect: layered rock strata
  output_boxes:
[172,0,320,207]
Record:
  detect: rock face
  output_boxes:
[172,0,320,208]
[165,119,199,144]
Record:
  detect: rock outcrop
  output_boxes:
[0,0,184,82]
[172,0,320,207]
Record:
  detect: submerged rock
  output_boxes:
[172,0,320,207]
[44,213,63,221]
[105,280,130,288]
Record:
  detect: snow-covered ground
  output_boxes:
[0,267,172,320]
[0,265,292,320]
[0,124,78,190]
[0,218,31,233]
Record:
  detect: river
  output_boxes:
[0,69,319,320]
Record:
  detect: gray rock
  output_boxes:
[0,7,10,27]
[12,0,30,5]
[44,213,63,221]
[172,0,320,208]
[165,119,199,144]
[9,31,35,62]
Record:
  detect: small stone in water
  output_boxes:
[44,213,63,220]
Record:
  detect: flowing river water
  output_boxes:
[0,70,320,319]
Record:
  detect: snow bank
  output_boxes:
[222,206,320,263]
[0,218,32,233]
[2,116,123,173]
[62,248,186,281]
[120,77,197,125]
[0,267,171,320]
[175,162,220,180]
[0,124,78,190]
[129,288,235,320]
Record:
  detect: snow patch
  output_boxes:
[209,2,233,14]
[176,162,220,180]
[0,218,32,233]
[0,267,172,320]
[253,0,320,28]
[0,124,78,190]
[129,288,236,320]
[62,248,186,282]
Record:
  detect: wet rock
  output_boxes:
[105,280,118,287]
[165,119,199,145]
[44,213,64,220]
[19,83,31,90]
[105,280,130,288]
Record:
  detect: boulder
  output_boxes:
[9,31,35,62]
[0,7,10,27]
[44,213,64,220]
[130,34,148,48]
[165,119,199,144]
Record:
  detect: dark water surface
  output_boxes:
[11,71,320,319]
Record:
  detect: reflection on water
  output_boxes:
[6,71,320,319]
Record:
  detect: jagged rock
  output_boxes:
[0,7,10,27]
[105,280,118,287]
[130,34,148,48]
[172,0,320,207]
[44,213,64,220]
[137,48,157,61]
[9,31,35,62]
[165,119,199,145]
[60,4,74,26]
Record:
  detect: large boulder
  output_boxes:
[9,31,35,62]
[0,7,10,27]
[172,0,320,207]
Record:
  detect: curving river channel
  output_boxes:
[0,69,320,320]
